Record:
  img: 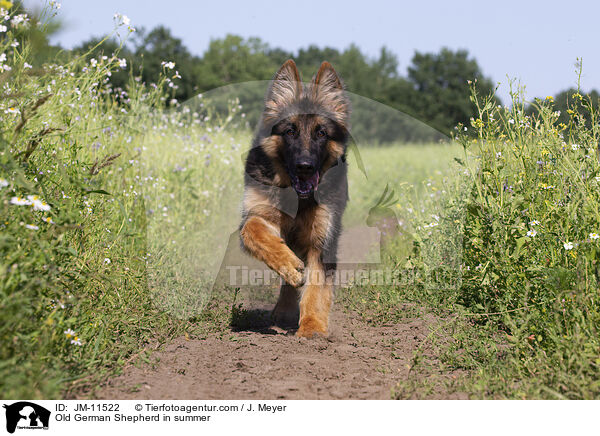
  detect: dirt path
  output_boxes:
[86,304,466,400]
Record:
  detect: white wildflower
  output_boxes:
[11,14,28,26]
[10,196,31,206]
[27,195,51,211]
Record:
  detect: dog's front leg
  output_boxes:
[240,215,305,288]
[296,249,332,337]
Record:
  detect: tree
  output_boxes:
[65,28,503,142]
[407,48,498,134]
[195,34,279,91]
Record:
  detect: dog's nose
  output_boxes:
[295,162,315,179]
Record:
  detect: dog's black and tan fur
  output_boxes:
[239,60,350,337]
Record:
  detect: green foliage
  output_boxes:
[339,81,600,398]
[197,35,277,90]
[408,48,498,134]
[455,81,600,325]
[71,31,495,141]
[1,1,65,65]
[526,87,600,129]
[0,11,187,398]
[420,81,600,398]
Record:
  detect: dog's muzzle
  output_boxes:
[290,160,320,199]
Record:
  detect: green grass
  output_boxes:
[340,83,600,399]
[0,14,197,397]
[345,142,462,225]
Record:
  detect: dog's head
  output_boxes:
[259,60,350,199]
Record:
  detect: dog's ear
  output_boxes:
[313,61,343,93]
[264,60,302,122]
[311,62,350,126]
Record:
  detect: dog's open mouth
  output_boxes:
[291,172,320,199]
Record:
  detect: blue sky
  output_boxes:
[24,0,600,104]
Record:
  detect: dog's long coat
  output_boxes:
[239,60,350,337]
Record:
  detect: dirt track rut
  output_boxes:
[88,305,466,400]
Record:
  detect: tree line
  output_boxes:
[72,28,499,142]
[13,9,599,143]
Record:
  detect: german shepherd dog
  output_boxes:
[239,60,350,337]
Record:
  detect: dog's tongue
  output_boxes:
[293,172,320,196]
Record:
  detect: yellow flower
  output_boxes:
[545,96,554,102]
[471,118,484,129]
[0,1,13,9]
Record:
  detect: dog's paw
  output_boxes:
[272,306,299,328]
[296,316,327,338]
[279,257,305,288]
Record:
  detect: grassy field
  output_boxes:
[2,7,600,399]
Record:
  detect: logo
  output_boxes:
[3,402,50,434]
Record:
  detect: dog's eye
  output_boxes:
[316,129,326,138]
[285,128,296,137]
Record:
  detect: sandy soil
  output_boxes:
[86,304,467,400]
